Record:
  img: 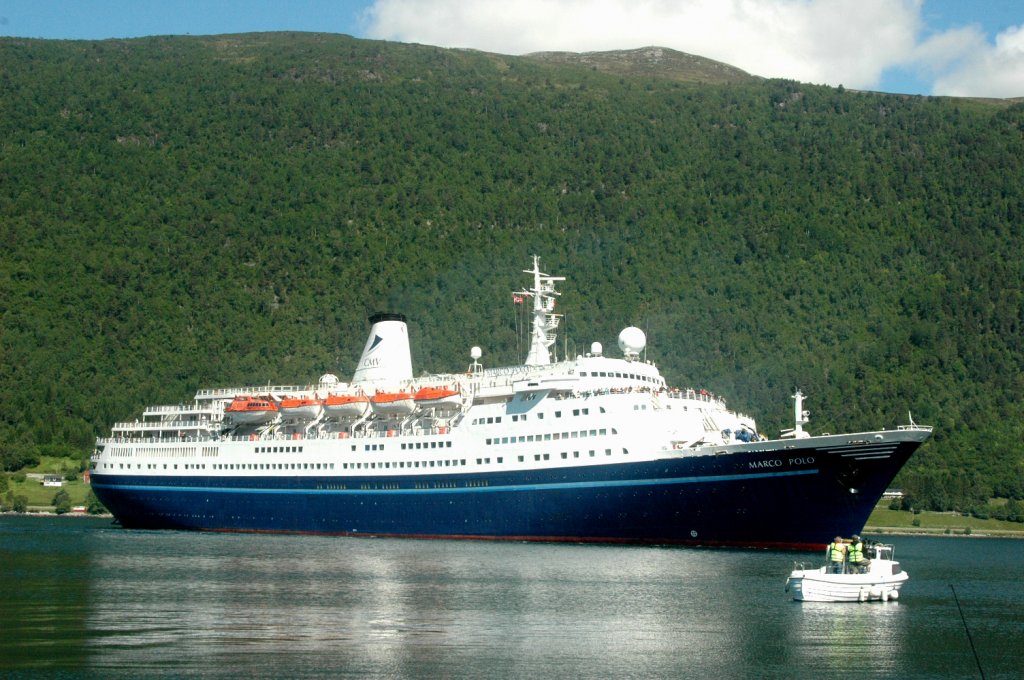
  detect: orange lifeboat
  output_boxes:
[413,386,461,411]
[323,393,370,418]
[224,396,279,425]
[279,397,323,421]
[370,391,416,416]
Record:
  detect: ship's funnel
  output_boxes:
[352,313,413,385]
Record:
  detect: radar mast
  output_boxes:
[515,256,564,365]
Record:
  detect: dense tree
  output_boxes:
[85,489,108,515]
[52,489,72,514]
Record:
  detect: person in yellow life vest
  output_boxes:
[847,535,865,573]
[827,536,847,574]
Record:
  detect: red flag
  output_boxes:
[513,295,524,304]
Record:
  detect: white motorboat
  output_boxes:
[786,542,909,602]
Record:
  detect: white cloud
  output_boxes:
[930,24,1024,97]
[364,0,921,89]
[364,0,1023,96]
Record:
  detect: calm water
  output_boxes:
[2,516,1022,679]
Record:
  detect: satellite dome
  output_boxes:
[319,373,340,386]
[590,342,603,356]
[470,346,482,360]
[617,327,646,358]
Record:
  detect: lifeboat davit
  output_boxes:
[413,386,461,411]
[323,393,370,418]
[224,396,279,425]
[279,397,323,421]
[370,391,416,416]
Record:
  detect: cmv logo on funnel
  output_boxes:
[361,334,385,366]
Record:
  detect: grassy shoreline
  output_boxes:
[4,477,93,508]
[865,503,1024,538]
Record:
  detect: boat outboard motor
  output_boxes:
[352,312,414,385]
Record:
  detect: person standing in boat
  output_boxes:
[827,536,847,574]
[847,535,865,573]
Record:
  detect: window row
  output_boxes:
[472,406,596,426]
[342,458,471,470]
[99,445,628,474]
[487,428,610,445]
[517,448,622,462]
[579,370,660,383]
[109,446,199,458]
[400,441,455,450]
[103,461,336,471]
[213,462,333,471]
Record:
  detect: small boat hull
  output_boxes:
[787,571,907,602]
[787,559,908,602]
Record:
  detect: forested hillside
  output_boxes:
[1,33,1022,514]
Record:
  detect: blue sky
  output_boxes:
[2,0,1021,97]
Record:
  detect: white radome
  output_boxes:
[617,327,646,357]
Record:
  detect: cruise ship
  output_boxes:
[91,257,932,548]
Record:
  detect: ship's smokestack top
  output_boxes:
[368,312,406,324]
[352,312,413,385]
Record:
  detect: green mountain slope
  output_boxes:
[1,33,1022,511]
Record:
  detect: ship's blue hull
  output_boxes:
[92,436,921,549]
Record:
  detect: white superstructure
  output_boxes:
[94,256,759,479]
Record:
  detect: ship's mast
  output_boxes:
[515,256,564,365]
[781,390,811,439]
[793,390,809,435]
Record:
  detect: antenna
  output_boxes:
[781,390,811,439]
[644,317,649,362]
[511,293,522,363]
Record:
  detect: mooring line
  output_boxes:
[950,584,985,680]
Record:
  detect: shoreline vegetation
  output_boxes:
[863,503,1024,538]
[865,526,1024,538]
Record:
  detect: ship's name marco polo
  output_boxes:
[749,457,815,469]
